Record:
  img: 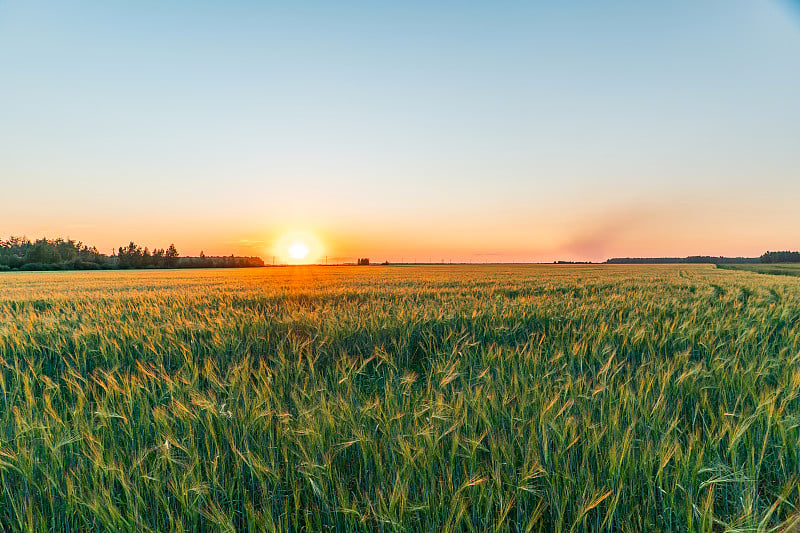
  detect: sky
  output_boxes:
[1,0,799,263]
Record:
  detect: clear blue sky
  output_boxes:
[1,1,799,262]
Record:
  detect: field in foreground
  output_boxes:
[1,265,800,532]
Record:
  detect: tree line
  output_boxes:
[760,251,800,263]
[0,237,264,271]
[606,252,800,265]
[0,237,107,271]
[116,242,179,268]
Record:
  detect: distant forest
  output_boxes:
[0,237,264,271]
[759,251,800,263]
[606,252,800,265]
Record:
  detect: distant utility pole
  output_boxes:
[272,256,275,265]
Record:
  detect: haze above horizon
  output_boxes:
[2,1,799,263]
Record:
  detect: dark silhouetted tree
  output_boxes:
[164,244,179,267]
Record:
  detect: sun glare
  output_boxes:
[273,231,323,264]
[288,242,309,260]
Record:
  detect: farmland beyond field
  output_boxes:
[717,262,800,278]
[1,265,800,532]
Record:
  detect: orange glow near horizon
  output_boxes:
[6,193,800,264]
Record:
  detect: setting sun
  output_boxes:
[273,231,324,264]
[288,242,309,260]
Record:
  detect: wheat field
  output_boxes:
[1,265,799,532]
